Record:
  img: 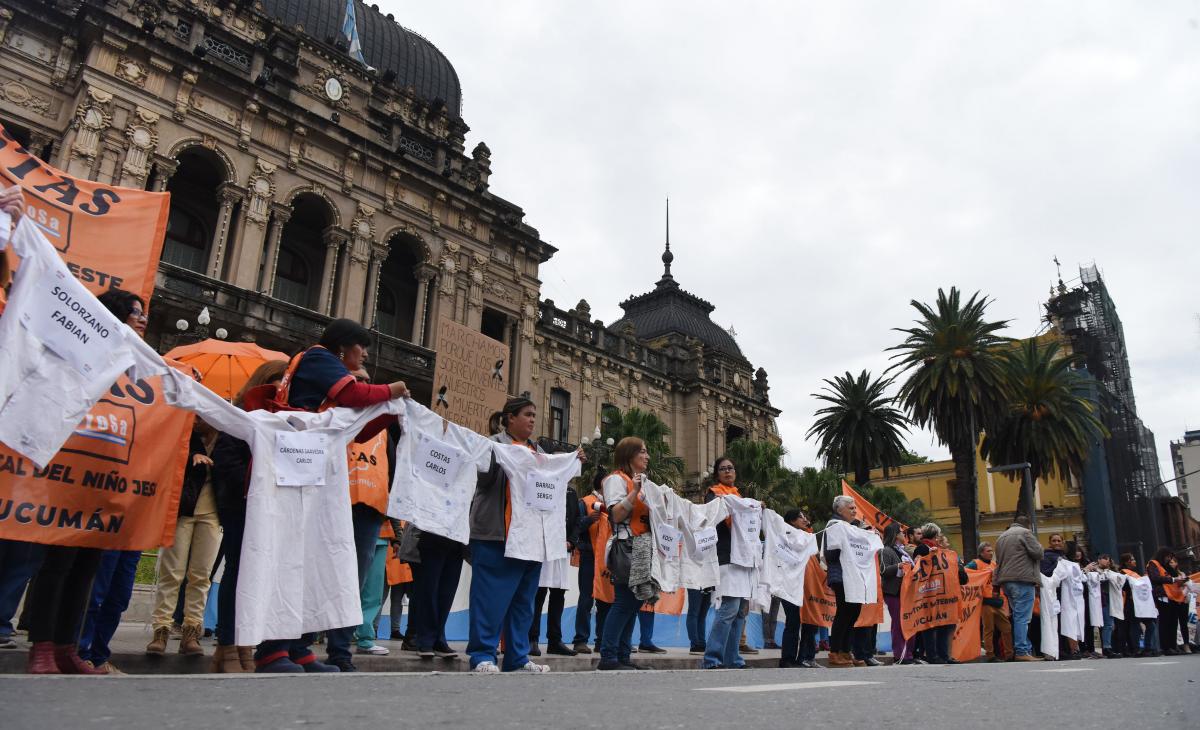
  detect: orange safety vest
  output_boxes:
[1148,560,1186,602]
[347,430,390,513]
[610,471,649,536]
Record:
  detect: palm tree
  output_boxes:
[982,338,1108,518]
[603,407,686,486]
[721,438,788,505]
[806,370,910,488]
[889,287,1010,557]
[787,466,843,527]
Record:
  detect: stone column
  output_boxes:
[26,131,54,161]
[413,264,436,347]
[207,184,242,280]
[363,244,388,330]
[149,156,178,193]
[318,228,347,316]
[260,203,292,295]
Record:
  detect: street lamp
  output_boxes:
[987,462,1037,537]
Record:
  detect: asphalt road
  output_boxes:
[3,656,1197,729]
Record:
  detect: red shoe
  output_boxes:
[53,644,106,675]
[27,642,60,674]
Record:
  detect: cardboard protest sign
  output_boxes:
[899,548,961,639]
[951,567,991,662]
[430,316,509,435]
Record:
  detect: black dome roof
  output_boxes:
[261,0,462,118]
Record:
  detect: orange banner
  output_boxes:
[801,555,837,628]
[348,431,389,513]
[951,567,990,662]
[0,123,169,304]
[899,548,961,639]
[855,556,884,627]
[643,588,685,615]
[0,372,193,549]
[590,502,615,604]
[842,480,908,534]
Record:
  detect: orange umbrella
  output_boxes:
[164,339,289,400]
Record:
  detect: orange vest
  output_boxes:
[611,471,649,536]
[582,494,605,545]
[347,431,389,513]
[1148,560,1186,602]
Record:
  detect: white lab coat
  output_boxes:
[493,445,580,563]
[1126,574,1159,619]
[0,213,164,467]
[1039,571,1062,659]
[386,399,495,544]
[166,371,403,645]
[761,509,817,606]
[1056,560,1085,642]
[823,520,883,605]
[641,478,684,592]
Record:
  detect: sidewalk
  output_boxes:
[0,622,830,674]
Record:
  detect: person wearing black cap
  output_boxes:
[465,396,569,673]
[253,318,409,674]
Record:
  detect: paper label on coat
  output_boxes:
[22,264,126,376]
[656,523,683,556]
[774,541,804,566]
[525,470,564,512]
[411,432,465,490]
[274,432,328,486]
[693,526,718,555]
[744,511,761,536]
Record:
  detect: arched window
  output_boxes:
[375,285,398,334]
[162,207,209,272]
[274,246,311,307]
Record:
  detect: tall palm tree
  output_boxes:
[806,370,910,488]
[604,407,686,486]
[889,287,1010,558]
[720,438,787,505]
[787,466,843,527]
[982,338,1108,517]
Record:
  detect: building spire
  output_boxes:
[659,196,675,286]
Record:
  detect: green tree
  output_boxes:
[806,370,910,488]
[721,438,788,506]
[981,338,1108,518]
[784,466,843,528]
[889,287,1010,558]
[593,407,685,486]
[898,450,929,465]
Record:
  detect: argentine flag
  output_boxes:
[341,0,367,65]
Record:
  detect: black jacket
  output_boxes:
[210,432,251,523]
[880,544,904,596]
[178,431,211,518]
[564,485,581,551]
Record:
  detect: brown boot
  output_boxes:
[54,644,106,675]
[179,624,204,656]
[830,651,856,667]
[146,626,170,655]
[27,642,60,674]
[237,646,255,672]
[209,645,246,673]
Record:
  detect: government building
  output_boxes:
[0,0,779,484]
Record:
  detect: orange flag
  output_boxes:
[842,480,908,534]
[590,502,615,604]
[899,548,961,639]
[951,567,991,662]
[801,555,837,628]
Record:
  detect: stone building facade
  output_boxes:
[0,0,779,479]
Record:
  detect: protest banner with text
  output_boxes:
[951,567,991,662]
[430,316,510,435]
[899,548,961,639]
[801,555,837,628]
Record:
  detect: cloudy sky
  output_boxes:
[383,1,1198,484]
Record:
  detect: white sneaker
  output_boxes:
[516,661,551,673]
[357,644,390,656]
[472,661,501,673]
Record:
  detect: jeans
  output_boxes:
[215,505,245,647]
[355,541,389,647]
[638,608,655,645]
[762,596,780,645]
[1101,603,1114,650]
[686,588,712,649]
[572,550,596,644]
[884,594,915,661]
[799,623,818,661]
[829,582,861,654]
[702,596,748,669]
[1002,582,1036,657]
[1129,617,1159,653]
[79,549,141,664]
[0,539,45,636]
[412,533,463,650]
[466,539,541,671]
[600,583,645,664]
[325,506,384,663]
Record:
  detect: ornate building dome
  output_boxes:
[261,0,462,117]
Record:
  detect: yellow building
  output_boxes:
[867,448,1086,552]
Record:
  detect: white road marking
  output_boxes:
[1034,668,1093,673]
[1138,661,1179,666]
[695,680,881,693]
